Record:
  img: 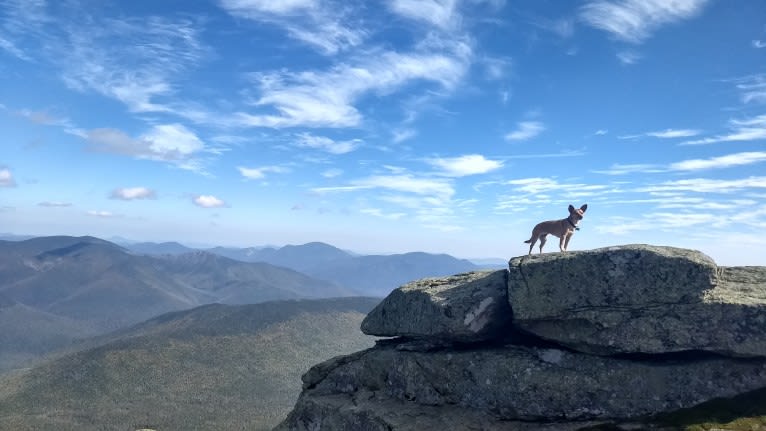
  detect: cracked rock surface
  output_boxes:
[508,244,766,357]
[361,270,511,342]
[276,342,766,429]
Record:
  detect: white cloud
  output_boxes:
[296,133,361,154]
[38,201,72,207]
[731,74,766,104]
[314,174,455,201]
[237,49,469,128]
[579,0,709,44]
[60,16,206,113]
[645,128,701,138]
[193,195,226,208]
[595,129,608,135]
[87,210,117,218]
[637,177,766,194]
[392,128,417,143]
[110,187,157,200]
[0,168,16,187]
[427,154,503,177]
[595,151,766,174]
[504,121,545,141]
[218,0,365,55]
[321,168,343,178]
[238,165,290,179]
[503,177,610,195]
[616,50,641,64]
[669,152,766,171]
[388,0,459,30]
[360,207,407,220]
[682,114,766,145]
[592,163,665,175]
[753,40,766,49]
[85,124,206,166]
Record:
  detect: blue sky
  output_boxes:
[1,0,765,264]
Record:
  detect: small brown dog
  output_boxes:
[524,204,588,255]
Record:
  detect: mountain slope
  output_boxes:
[0,297,380,431]
[307,252,479,296]
[124,241,196,255]
[0,236,357,372]
[205,243,479,296]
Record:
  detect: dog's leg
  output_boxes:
[539,234,547,254]
[564,233,573,251]
[559,234,567,252]
[527,235,537,255]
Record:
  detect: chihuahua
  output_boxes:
[524,204,588,255]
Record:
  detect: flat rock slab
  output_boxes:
[275,392,606,431]
[361,270,511,342]
[292,343,766,422]
[508,245,766,357]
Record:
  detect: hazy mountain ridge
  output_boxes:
[127,239,480,296]
[0,297,380,431]
[0,236,357,372]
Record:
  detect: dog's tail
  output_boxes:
[523,239,532,244]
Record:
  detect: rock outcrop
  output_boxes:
[277,245,766,430]
[508,245,766,357]
[361,270,511,342]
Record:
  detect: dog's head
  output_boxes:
[568,204,588,222]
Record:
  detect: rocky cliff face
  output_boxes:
[276,245,766,430]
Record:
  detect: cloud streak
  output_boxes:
[505,121,544,141]
[595,151,766,174]
[193,195,226,208]
[580,0,709,44]
[110,187,157,200]
[427,154,503,177]
[0,167,16,187]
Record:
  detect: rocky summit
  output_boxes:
[276,244,766,430]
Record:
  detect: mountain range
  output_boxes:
[0,235,482,372]
[125,239,483,296]
[0,297,379,431]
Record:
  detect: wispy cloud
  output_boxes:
[595,129,608,136]
[730,74,766,104]
[321,168,343,178]
[314,174,455,201]
[669,152,766,171]
[616,50,641,64]
[0,167,17,187]
[86,210,118,218]
[219,0,365,55]
[637,177,766,194]
[110,187,157,200]
[296,133,361,154]
[38,201,72,207]
[646,128,702,138]
[595,151,766,174]
[237,48,470,128]
[388,0,460,30]
[360,207,407,220]
[85,124,207,169]
[682,114,766,145]
[392,128,417,144]
[505,121,545,141]
[753,40,766,49]
[238,165,290,180]
[59,16,206,114]
[579,0,708,44]
[193,195,227,208]
[427,154,503,177]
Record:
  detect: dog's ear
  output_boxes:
[568,204,575,213]
[580,204,588,212]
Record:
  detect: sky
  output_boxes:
[1,0,765,265]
